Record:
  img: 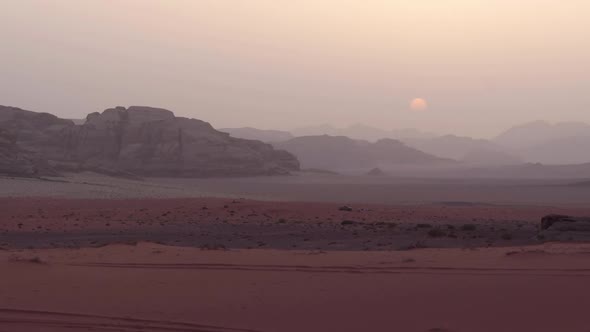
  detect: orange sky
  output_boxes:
[1,1,589,137]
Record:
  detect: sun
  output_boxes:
[410,98,428,111]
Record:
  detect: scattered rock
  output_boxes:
[461,224,477,231]
[427,228,446,238]
[341,220,357,225]
[200,243,227,251]
[501,233,512,240]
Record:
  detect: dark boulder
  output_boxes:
[540,214,590,232]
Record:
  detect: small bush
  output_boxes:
[461,224,477,231]
[428,228,446,238]
[200,243,227,251]
[28,257,44,264]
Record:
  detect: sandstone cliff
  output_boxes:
[0,105,299,177]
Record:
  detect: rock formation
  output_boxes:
[0,127,38,176]
[0,106,72,176]
[0,105,299,177]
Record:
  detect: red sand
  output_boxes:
[3,197,590,331]
[2,243,590,332]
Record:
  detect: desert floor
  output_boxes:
[1,172,590,205]
[1,173,590,332]
[3,243,590,332]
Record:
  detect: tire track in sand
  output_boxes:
[69,262,590,277]
[0,308,263,332]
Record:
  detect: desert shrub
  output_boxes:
[28,257,44,264]
[461,224,477,231]
[200,243,227,250]
[428,228,446,238]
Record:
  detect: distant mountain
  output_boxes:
[494,121,590,149]
[390,128,437,140]
[492,121,590,164]
[403,135,521,166]
[273,135,450,171]
[462,148,523,166]
[291,124,435,142]
[460,162,590,179]
[219,127,294,143]
[518,136,590,165]
[332,124,393,142]
[290,124,339,137]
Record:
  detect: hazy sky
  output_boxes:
[1,1,589,138]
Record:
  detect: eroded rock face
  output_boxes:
[0,106,72,176]
[0,128,34,176]
[0,105,300,177]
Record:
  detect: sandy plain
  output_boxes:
[1,173,589,332]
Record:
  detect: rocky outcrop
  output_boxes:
[540,215,590,231]
[539,214,590,242]
[0,105,299,177]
